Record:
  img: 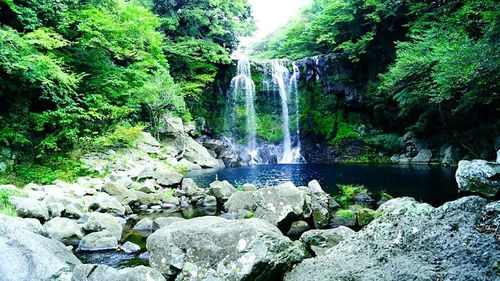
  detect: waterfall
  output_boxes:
[228,57,257,153]
[268,60,304,164]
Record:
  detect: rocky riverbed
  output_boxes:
[0,117,498,281]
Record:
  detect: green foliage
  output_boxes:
[256,114,283,143]
[89,125,144,150]
[335,209,354,219]
[331,122,360,145]
[163,188,174,197]
[335,184,367,209]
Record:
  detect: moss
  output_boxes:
[357,208,376,226]
[336,209,355,219]
[334,184,368,209]
[163,188,175,197]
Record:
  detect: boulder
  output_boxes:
[87,193,125,216]
[196,195,217,208]
[153,166,183,187]
[299,226,355,256]
[497,149,500,163]
[10,196,49,220]
[159,115,184,136]
[72,264,166,281]
[286,220,310,236]
[78,230,118,251]
[138,179,156,194]
[208,180,236,204]
[121,241,141,253]
[285,196,499,281]
[441,145,459,166]
[103,182,137,205]
[219,150,241,167]
[357,208,376,226]
[303,180,332,228]
[176,178,201,197]
[133,217,153,231]
[224,182,306,229]
[44,217,85,246]
[147,216,307,280]
[0,225,81,281]
[241,183,257,191]
[411,149,433,164]
[353,192,375,207]
[176,159,202,171]
[79,212,123,240]
[0,214,45,235]
[180,135,223,168]
[456,160,500,197]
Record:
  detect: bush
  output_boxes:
[335,184,367,209]
[331,122,360,145]
[0,188,17,217]
[90,125,144,149]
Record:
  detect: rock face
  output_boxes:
[0,221,81,281]
[456,160,500,197]
[285,196,499,281]
[147,216,307,281]
[411,148,432,164]
[224,182,306,229]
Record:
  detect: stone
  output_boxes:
[411,148,432,164]
[299,226,355,256]
[87,192,126,216]
[456,160,500,197]
[208,180,236,204]
[176,159,202,171]
[225,182,306,230]
[47,202,65,217]
[176,178,200,197]
[44,217,85,246]
[0,224,81,281]
[78,230,118,251]
[219,150,241,167]
[357,208,376,226]
[153,166,183,187]
[138,179,156,194]
[0,214,45,235]
[241,183,257,191]
[286,220,310,236]
[79,212,123,240]
[353,192,375,207]
[497,149,500,163]
[64,202,86,218]
[441,145,459,166]
[152,217,185,231]
[102,182,137,205]
[121,241,141,253]
[10,196,49,220]
[147,216,307,280]
[72,264,166,281]
[159,115,185,135]
[304,180,332,228]
[285,196,499,281]
[133,217,153,231]
[196,195,217,208]
[331,209,356,227]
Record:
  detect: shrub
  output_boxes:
[0,188,17,217]
[335,184,368,209]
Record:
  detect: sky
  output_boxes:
[239,0,311,49]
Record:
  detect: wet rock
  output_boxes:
[147,216,307,280]
[456,160,500,197]
[121,241,141,253]
[287,220,310,236]
[303,180,332,228]
[225,182,306,230]
[219,150,241,167]
[44,217,85,246]
[299,226,355,256]
[196,195,217,208]
[78,230,118,251]
[208,180,236,204]
[0,224,81,281]
[331,209,356,227]
[10,196,49,220]
[79,212,123,240]
[285,196,499,281]
[133,217,153,231]
[441,145,459,166]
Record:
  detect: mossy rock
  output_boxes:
[357,208,376,226]
[332,209,356,227]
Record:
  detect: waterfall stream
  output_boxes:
[225,57,304,165]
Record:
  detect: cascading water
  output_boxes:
[227,57,257,154]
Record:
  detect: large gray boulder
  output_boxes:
[302,180,333,228]
[79,212,123,240]
[44,217,85,246]
[208,180,236,204]
[411,149,432,164]
[102,182,137,205]
[86,193,125,216]
[72,264,166,281]
[0,225,81,281]
[147,216,307,281]
[152,166,183,187]
[78,230,118,251]
[0,214,45,235]
[285,196,499,281]
[224,182,306,229]
[10,196,49,220]
[456,160,500,197]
